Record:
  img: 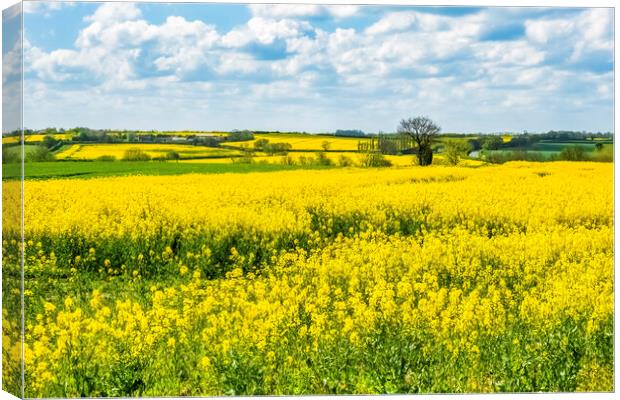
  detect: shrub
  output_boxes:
[227,130,254,142]
[254,138,269,151]
[166,151,181,161]
[560,145,588,161]
[314,152,333,166]
[481,135,503,150]
[484,150,547,164]
[362,152,392,167]
[122,148,151,161]
[298,156,312,166]
[443,139,472,166]
[2,146,21,164]
[233,146,255,164]
[96,155,117,162]
[338,155,354,167]
[279,155,296,166]
[264,142,292,156]
[43,135,60,149]
[590,145,613,162]
[26,146,55,162]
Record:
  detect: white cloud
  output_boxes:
[327,5,360,19]
[30,4,223,82]
[525,18,574,44]
[151,17,220,73]
[23,1,73,15]
[215,52,260,74]
[248,4,359,19]
[366,11,451,35]
[22,4,614,133]
[365,12,417,35]
[249,4,322,19]
[475,40,545,67]
[248,17,310,45]
[222,17,311,48]
[83,3,141,24]
[525,8,613,67]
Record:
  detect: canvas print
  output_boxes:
[1,1,614,397]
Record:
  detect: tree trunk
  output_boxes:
[417,145,433,166]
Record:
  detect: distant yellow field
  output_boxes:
[2,136,19,144]
[245,133,368,151]
[55,143,240,160]
[2,134,73,144]
[135,131,229,137]
[179,151,485,167]
[26,134,72,142]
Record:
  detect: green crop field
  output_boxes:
[2,161,327,180]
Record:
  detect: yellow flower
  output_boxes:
[199,356,211,369]
[64,297,74,309]
[43,302,56,313]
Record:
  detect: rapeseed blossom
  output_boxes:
[1,161,613,396]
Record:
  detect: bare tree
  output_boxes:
[397,116,440,166]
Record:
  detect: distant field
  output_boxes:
[25,134,73,142]
[54,143,241,160]
[132,131,229,137]
[2,160,318,180]
[2,136,19,144]
[528,141,612,153]
[179,151,485,167]
[2,134,73,144]
[485,142,613,158]
[239,133,368,151]
[3,144,41,158]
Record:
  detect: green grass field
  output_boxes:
[481,142,613,160]
[3,144,40,157]
[2,161,328,180]
[528,141,612,153]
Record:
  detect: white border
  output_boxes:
[0,1,617,399]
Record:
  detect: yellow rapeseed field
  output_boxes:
[1,136,19,144]
[2,161,613,396]
[54,143,239,160]
[179,152,485,167]
[249,133,366,151]
[136,131,229,137]
[2,134,72,144]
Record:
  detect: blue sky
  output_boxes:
[17,2,614,133]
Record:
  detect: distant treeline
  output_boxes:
[335,129,366,137]
[4,127,614,141]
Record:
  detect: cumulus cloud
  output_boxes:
[248,4,360,19]
[222,17,311,47]
[365,11,451,35]
[83,2,141,24]
[525,8,613,68]
[22,3,614,132]
[23,1,73,15]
